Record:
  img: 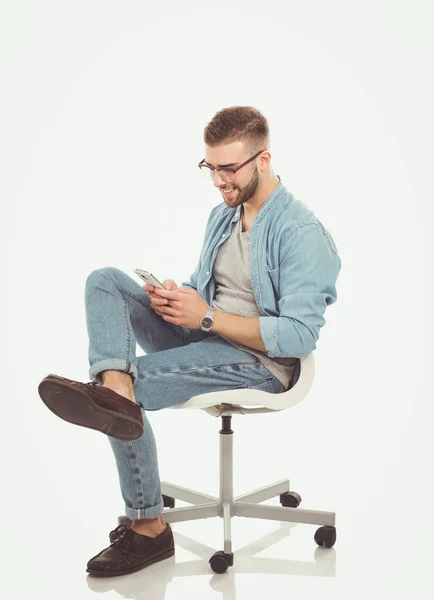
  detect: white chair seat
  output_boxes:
[168,352,315,416]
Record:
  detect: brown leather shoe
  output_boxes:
[38,373,144,440]
[86,522,175,577]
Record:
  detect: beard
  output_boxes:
[223,165,260,208]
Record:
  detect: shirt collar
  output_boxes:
[232,174,282,224]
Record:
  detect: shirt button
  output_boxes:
[222,233,226,237]
[206,271,210,275]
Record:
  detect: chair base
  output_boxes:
[160,415,336,561]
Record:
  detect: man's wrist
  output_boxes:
[211,308,223,332]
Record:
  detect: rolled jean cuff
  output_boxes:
[124,497,164,520]
[89,359,139,385]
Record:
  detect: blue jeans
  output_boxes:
[84,267,286,520]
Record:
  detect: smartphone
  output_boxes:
[134,269,165,289]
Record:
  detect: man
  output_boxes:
[38,105,341,577]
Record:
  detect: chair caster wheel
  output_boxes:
[314,526,337,548]
[209,550,234,574]
[279,491,302,507]
[162,494,175,508]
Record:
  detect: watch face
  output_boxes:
[201,316,213,328]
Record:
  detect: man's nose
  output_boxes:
[213,170,226,188]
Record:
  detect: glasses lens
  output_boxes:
[200,166,213,180]
[199,166,236,183]
[219,170,235,183]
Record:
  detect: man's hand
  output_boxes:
[142,279,178,317]
[146,284,210,329]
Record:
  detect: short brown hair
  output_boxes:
[203,106,270,155]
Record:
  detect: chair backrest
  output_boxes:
[168,353,316,417]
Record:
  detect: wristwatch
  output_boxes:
[200,308,216,332]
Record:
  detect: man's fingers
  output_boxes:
[151,295,169,306]
[142,284,168,306]
[142,285,165,313]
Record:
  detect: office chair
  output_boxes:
[119,352,337,574]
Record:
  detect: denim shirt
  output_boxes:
[181,176,342,359]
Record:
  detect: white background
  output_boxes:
[1,1,432,598]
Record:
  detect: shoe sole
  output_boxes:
[86,547,175,576]
[38,379,144,440]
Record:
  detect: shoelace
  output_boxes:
[108,524,136,554]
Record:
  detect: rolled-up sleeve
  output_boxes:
[259,223,342,358]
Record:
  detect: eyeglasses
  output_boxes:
[198,149,265,183]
